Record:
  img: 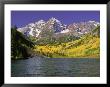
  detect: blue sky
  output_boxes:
[11,11,100,28]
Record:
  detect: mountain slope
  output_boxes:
[11,26,34,59]
[34,32,100,58]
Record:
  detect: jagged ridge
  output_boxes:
[17,17,100,39]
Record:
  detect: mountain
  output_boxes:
[34,25,100,58]
[17,20,46,37]
[15,18,100,58]
[17,17,100,44]
[17,17,67,38]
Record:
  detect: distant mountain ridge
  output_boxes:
[17,17,100,40]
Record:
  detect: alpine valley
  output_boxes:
[14,17,100,58]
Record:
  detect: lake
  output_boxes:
[11,57,100,77]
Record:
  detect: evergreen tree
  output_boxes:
[11,26,34,59]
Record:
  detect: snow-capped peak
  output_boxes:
[17,18,100,38]
[88,20,100,27]
[27,23,35,27]
[35,20,45,24]
[49,17,61,23]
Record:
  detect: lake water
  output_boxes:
[11,57,100,77]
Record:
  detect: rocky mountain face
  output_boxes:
[17,17,100,40]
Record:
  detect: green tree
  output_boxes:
[11,25,34,59]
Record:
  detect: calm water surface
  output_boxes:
[11,57,100,77]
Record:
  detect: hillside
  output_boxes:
[34,31,100,58]
[11,26,34,59]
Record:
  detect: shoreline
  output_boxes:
[11,55,100,60]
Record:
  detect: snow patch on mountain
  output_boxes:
[35,29,41,37]
[60,29,69,33]
[29,28,34,36]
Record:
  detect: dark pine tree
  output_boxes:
[11,25,34,59]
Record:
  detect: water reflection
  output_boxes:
[11,57,100,77]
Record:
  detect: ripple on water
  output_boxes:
[11,57,100,77]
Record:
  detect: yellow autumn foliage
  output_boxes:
[34,35,100,58]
